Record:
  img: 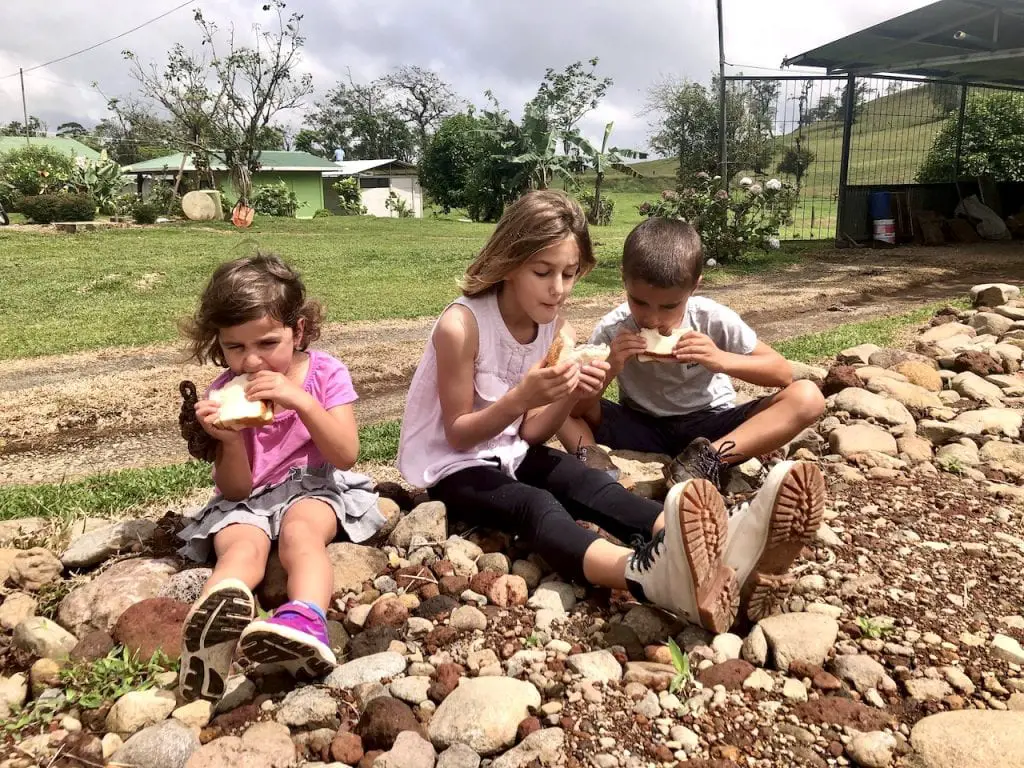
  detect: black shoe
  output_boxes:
[664,438,741,489]
[575,441,621,481]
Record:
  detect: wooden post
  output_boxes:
[19,69,29,146]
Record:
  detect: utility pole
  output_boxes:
[717,0,728,188]
[20,68,30,146]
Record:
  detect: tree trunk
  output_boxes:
[590,173,604,225]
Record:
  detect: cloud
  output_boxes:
[0,0,934,152]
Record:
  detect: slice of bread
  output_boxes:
[637,327,685,363]
[210,374,274,430]
[544,328,610,367]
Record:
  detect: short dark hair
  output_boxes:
[622,218,704,290]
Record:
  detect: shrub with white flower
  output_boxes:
[739,177,753,188]
[636,175,797,264]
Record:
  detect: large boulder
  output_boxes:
[388,501,448,550]
[910,711,1024,768]
[831,388,914,428]
[969,311,1014,337]
[258,543,388,607]
[428,677,542,755]
[9,548,62,591]
[62,520,157,569]
[970,283,1021,308]
[828,424,898,458]
[758,613,839,672]
[112,598,190,662]
[866,377,943,411]
[58,558,179,637]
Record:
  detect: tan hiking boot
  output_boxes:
[624,478,739,633]
[725,460,826,624]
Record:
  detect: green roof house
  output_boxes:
[0,136,101,159]
[121,151,342,219]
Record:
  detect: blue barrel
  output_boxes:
[868,191,891,220]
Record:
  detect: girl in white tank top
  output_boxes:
[396,191,742,635]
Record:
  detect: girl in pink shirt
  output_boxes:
[176,254,383,704]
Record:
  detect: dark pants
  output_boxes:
[429,445,662,583]
[593,397,770,456]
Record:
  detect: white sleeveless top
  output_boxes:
[398,291,557,488]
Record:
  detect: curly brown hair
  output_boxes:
[460,190,594,297]
[182,253,323,367]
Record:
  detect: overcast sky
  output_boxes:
[0,0,935,153]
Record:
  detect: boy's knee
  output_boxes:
[788,379,826,424]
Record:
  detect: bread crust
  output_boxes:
[638,327,685,363]
[543,328,609,367]
[210,374,274,430]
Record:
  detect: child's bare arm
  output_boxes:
[675,334,792,388]
[298,402,360,470]
[195,398,253,500]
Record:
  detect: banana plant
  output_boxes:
[486,108,577,192]
[566,121,647,224]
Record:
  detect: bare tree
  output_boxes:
[381,65,458,151]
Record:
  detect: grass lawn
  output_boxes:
[0,193,799,360]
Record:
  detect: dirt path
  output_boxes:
[2,242,1022,486]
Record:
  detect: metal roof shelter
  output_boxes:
[782,0,1024,244]
[784,0,1024,89]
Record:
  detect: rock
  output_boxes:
[486,575,528,607]
[696,659,756,690]
[238,721,298,767]
[58,557,178,636]
[30,657,61,695]
[111,718,201,768]
[898,435,934,463]
[791,361,828,385]
[832,655,895,693]
[829,424,898,458]
[866,377,943,410]
[855,366,909,385]
[275,686,339,729]
[510,560,542,590]
[758,613,838,672]
[366,598,409,631]
[954,371,1007,405]
[437,743,481,768]
[429,663,465,702]
[937,441,981,469]
[741,625,768,666]
[567,650,622,683]
[0,591,37,630]
[971,283,1021,307]
[389,502,447,550]
[331,731,364,764]
[443,537,482,577]
[158,568,213,604]
[490,728,564,768]
[449,605,487,632]
[102,733,124,760]
[920,322,976,343]
[831,388,914,427]
[113,597,189,662]
[986,375,1024,397]
[952,407,1023,438]
[373,730,436,768]
[824,366,863,396]
[905,678,953,701]
[526,581,576,613]
[70,629,116,662]
[847,731,896,768]
[416,595,458,621]
[390,676,432,705]
[260,544,388,607]
[838,344,881,366]
[622,605,682,645]
[783,677,808,702]
[793,697,892,730]
[969,311,1014,336]
[428,677,541,755]
[356,696,423,751]
[743,668,774,692]
[712,633,743,661]
[895,361,943,392]
[911,711,1024,768]
[9,547,62,591]
[954,351,1004,377]
[476,553,510,574]
[61,520,157,568]
[13,616,78,659]
[325,652,406,690]
[172,700,213,729]
[992,634,1024,664]
[0,673,27,718]
[106,688,177,735]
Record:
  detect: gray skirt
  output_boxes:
[177,464,385,563]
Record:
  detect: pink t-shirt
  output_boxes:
[206,350,358,489]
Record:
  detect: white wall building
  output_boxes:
[323,159,423,218]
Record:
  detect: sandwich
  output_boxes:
[543,328,611,367]
[637,327,686,363]
[210,374,274,430]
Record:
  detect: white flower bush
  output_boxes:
[739,177,753,188]
[749,182,763,195]
[766,178,782,191]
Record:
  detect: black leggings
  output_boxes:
[429,445,663,583]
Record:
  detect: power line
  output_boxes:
[1,0,195,80]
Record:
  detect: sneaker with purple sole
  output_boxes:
[238,601,337,681]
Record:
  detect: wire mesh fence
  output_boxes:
[723,74,1024,241]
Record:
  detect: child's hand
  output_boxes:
[609,330,647,371]
[245,371,312,412]
[195,400,242,443]
[514,361,580,410]
[674,331,728,372]
[574,360,610,399]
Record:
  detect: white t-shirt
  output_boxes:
[588,297,758,417]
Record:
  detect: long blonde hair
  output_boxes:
[460,190,595,296]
